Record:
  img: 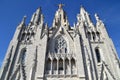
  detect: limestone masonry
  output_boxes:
[0,4,120,80]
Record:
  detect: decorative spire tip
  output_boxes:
[58,3,64,9]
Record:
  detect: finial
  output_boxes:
[80,5,86,14]
[95,13,104,26]
[21,15,27,24]
[58,4,64,9]
[95,13,100,21]
[36,7,41,13]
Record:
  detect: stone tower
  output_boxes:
[0,4,120,80]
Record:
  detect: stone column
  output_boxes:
[63,59,65,76]
[69,59,71,76]
[57,59,59,75]
[51,60,53,75]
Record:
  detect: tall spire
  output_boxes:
[34,7,41,24]
[80,6,86,14]
[52,4,70,30]
[21,16,26,25]
[30,13,36,23]
[80,6,94,30]
[80,6,87,22]
[30,7,42,25]
[36,7,41,14]
[18,15,26,28]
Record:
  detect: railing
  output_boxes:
[46,70,51,74]
[59,70,64,74]
[48,52,76,59]
[53,70,57,75]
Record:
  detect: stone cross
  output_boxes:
[58,4,64,9]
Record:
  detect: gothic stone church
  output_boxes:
[0,4,120,80]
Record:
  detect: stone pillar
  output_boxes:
[74,34,85,79]
[35,34,48,80]
[87,60,92,80]
[69,59,71,76]
[57,59,59,75]
[51,60,53,75]
[63,59,65,76]
[90,33,93,41]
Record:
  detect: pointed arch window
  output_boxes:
[53,58,57,70]
[92,32,96,41]
[52,58,57,74]
[95,48,101,63]
[54,36,67,53]
[21,49,26,64]
[58,58,63,74]
[46,58,51,70]
[87,32,91,40]
[65,58,69,74]
[71,58,76,74]
[21,33,26,41]
[96,31,100,39]
[59,58,63,70]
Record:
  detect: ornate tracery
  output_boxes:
[54,36,67,53]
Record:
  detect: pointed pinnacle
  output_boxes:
[45,23,48,29]
[80,5,86,14]
[21,15,27,24]
[36,7,41,14]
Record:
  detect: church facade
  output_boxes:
[0,4,120,80]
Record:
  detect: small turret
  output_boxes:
[80,6,93,24]
[12,16,26,41]
[40,14,44,25]
[80,6,95,31]
[30,13,36,24]
[30,7,42,25]
[21,16,26,26]
[34,7,41,24]
[80,6,86,21]
[95,13,109,39]
[95,13,104,27]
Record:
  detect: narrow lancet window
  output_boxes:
[21,33,26,41]
[65,58,69,74]
[53,58,57,70]
[95,48,101,63]
[92,32,96,41]
[87,32,91,40]
[59,58,63,74]
[71,58,76,74]
[59,58,63,70]
[53,58,57,74]
[46,58,51,70]
[96,31,100,39]
[21,49,26,64]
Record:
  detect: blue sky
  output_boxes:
[0,0,120,67]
